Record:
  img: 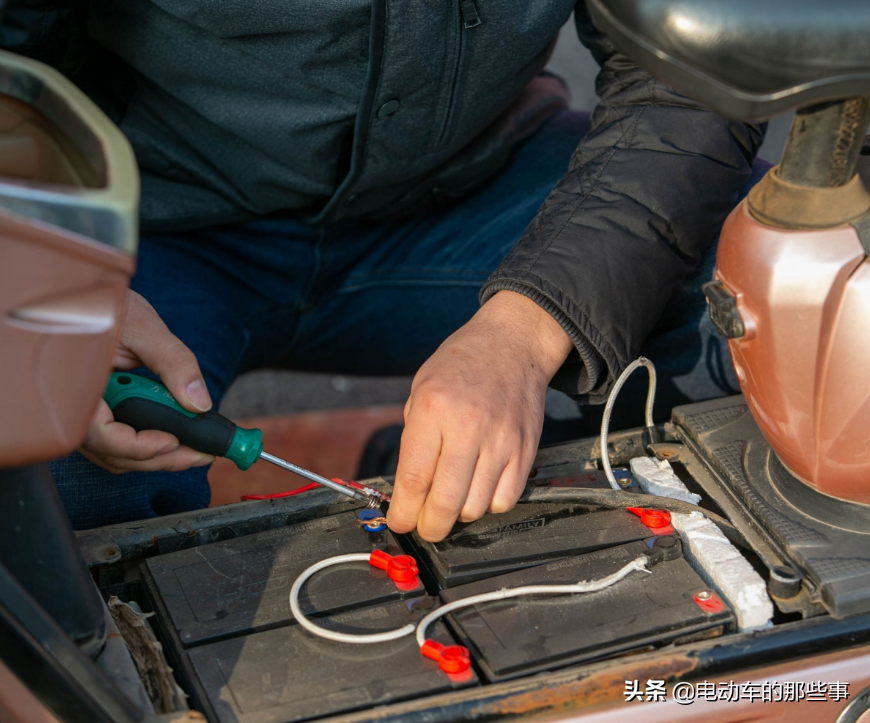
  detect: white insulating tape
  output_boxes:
[630,456,702,505]
[671,512,773,631]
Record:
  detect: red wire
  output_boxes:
[241,479,361,501]
[241,483,319,501]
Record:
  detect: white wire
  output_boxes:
[290,554,649,647]
[600,357,657,491]
[289,553,416,644]
[414,556,650,647]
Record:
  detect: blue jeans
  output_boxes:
[51,110,768,529]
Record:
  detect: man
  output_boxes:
[1,1,764,537]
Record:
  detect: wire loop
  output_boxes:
[290,553,648,647]
[600,357,657,490]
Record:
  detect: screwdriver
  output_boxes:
[103,372,389,505]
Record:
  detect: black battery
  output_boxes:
[142,512,425,648]
[406,504,654,588]
[529,469,633,489]
[441,537,734,682]
[188,598,478,723]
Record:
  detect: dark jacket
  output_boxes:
[0,0,763,401]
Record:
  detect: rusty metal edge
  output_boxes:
[305,610,870,723]
[76,482,394,569]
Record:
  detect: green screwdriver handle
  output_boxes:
[103,372,263,470]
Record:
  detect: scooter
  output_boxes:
[3,1,870,721]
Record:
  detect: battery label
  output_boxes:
[477,518,545,538]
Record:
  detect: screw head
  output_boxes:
[696,590,712,601]
[101,546,121,561]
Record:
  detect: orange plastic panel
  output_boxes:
[716,201,870,502]
[0,210,133,467]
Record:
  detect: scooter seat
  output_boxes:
[588,0,870,121]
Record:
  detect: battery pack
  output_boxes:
[407,504,653,588]
[142,512,425,647]
[529,469,633,489]
[442,537,734,681]
[188,598,478,723]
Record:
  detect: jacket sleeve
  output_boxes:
[480,2,765,403]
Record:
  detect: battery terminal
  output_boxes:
[693,589,727,614]
[626,506,671,529]
[357,509,388,532]
[420,639,471,673]
[369,550,420,585]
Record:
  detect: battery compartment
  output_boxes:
[139,492,739,723]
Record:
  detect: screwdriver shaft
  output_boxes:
[259,451,371,503]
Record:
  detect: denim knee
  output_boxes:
[50,451,211,530]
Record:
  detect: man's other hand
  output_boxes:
[78,290,216,474]
[387,290,573,541]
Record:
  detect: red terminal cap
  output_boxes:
[693,590,727,614]
[420,639,471,674]
[368,550,419,583]
[626,507,671,528]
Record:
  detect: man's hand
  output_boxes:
[387,290,574,541]
[79,290,216,474]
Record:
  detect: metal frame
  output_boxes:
[0,562,142,723]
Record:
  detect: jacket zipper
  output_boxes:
[433,0,481,148]
[459,0,482,28]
